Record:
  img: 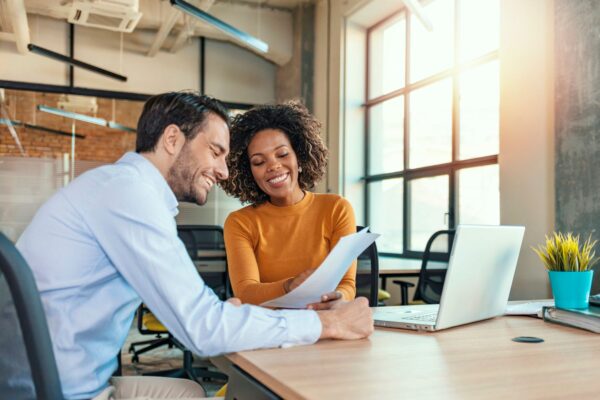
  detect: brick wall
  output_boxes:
[0,90,142,163]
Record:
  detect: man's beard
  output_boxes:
[166,147,206,205]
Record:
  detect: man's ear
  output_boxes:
[160,124,185,156]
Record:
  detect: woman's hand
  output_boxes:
[307,291,345,310]
[284,268,316,293]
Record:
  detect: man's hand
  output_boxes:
[307,291,345,310]
[316,297,374,340]
[284,268,316,293]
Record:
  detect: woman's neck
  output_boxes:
[269,189,305,207]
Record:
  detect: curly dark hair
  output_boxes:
[221,101,328,205]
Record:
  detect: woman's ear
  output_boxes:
[160,124,185,156]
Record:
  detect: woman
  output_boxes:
[221,101,357,310]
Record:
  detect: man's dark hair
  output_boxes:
[136,92,230,153]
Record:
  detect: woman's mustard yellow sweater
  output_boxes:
[224,191,357,305]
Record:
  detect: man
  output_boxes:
[16,92,373,400]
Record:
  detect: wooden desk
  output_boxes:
[225,316,600,399]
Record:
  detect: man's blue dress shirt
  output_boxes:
[16,152,322,399]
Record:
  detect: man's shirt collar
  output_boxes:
[117,152,179,216]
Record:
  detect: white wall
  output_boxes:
[0,15,68,85]
[343,21,367,224]
[73,27,200,93]
[0,15,276,104]
[204,39,276,105]
[499,0,554,299]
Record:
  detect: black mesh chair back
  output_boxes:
[415,229,456,304]
[355,226,379,307]
[0,233,63,399]
[177,225,229,300]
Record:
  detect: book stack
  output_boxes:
[542,305,600,333]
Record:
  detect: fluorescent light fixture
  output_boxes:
[38,105,107,126]
[108,121,136,133]
[28,44,128,82]
[0,118,18,125]
[37,105,133,134]
[170,0,269,54]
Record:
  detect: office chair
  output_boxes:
[355,226,380,307]
[0,233,64,399]
[393,229,456,305]
[129,305,226,382]
[177,225,230,299]
[128,225,228,383]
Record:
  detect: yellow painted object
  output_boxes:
[378,289,391,301]
[215,384,228,397]
[142,312,168,333]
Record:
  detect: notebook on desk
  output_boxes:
[373,225,525,331]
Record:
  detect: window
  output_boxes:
[365,0,500,257]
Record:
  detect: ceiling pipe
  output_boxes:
[6,0,30,54]
[170,0,215,53]
[23,0,291,66]
[170,0,268,54]
[147,7,180,57]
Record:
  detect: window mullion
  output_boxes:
[450,0,461,229]
[365,29,371,227]
[403,8,412,257]
[362,0,500,257]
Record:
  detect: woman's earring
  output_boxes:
[298,166,303,173]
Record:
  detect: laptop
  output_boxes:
[373,225,525,331]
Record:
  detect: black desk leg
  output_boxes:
[225,364,281,400]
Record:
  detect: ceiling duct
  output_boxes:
[170,0,268,54]
[68,0,143,33]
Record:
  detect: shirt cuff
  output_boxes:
[277,309,322,348]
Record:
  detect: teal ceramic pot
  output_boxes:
[548,270,594,309]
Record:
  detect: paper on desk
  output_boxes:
[260,227,380,309]
[505,300,555,318]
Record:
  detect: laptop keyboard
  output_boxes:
[402,312,438,322]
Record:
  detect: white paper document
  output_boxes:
[260,227,380,309]
[505,300,555,318]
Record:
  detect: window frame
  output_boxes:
[364,0,499,259]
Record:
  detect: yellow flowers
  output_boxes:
[532,232,598,272]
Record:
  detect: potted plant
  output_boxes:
[533,232,598,309]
